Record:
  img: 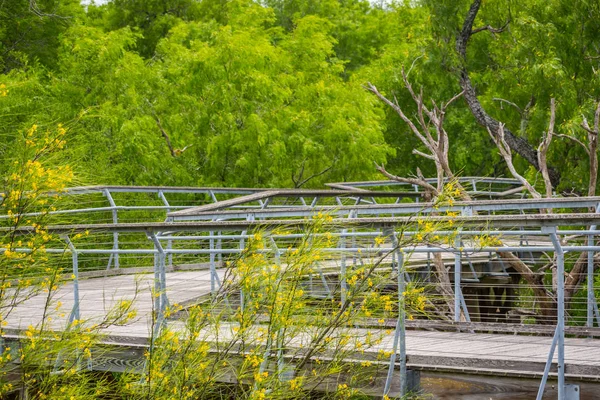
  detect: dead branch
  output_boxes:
[537,98,556,198]
[581,101,600,197]
[145,99,192,158]
[487,124,541,198]
[374,163,439,196]
[412,149,436,161]
[498,251,556,323]
[29,0,70,19]
[471,21,510,36]
[556,134,590,154]
[366,75,468,198]
[432,253,461,319]
[292,158,337,188]
[365,82,430,150]
[153,115,177,158]
[492,98,522,114]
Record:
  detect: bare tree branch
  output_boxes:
[582,102,600,197]
[471,20,510,36]
[374,163,439,196]
[145,99,192,157]
[412,149,436,161]
[556,134,590,155]
[367,73,468,198]
[444,91,466,110]
[365,82,430,149]
[29,0,70,19]
[292,158,337,188]
[492,98,522,114]
[153,115,177,158]
[488,124,541,198]
[537,98,555,198]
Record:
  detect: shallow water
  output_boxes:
[421,373,600,399]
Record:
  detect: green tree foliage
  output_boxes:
[1,0,600,192]
[420,0,600,192]
[0,0,84,72]
[1,0,393,187]
[94,0,205,57]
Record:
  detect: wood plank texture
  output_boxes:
[4,270,600,382]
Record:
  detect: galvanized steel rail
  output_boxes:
[2,182,600,399]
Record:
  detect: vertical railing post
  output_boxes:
[454,235,462,322]
[587,203,599,328]
[57,235,90,373]
[62,235,80,324]
[348,209,357,267]
[588,230,595,329]
[426,244,431,281]
[103,189,119,269]
[340,229,347,304]
[217,231,222,266]
[269,236,281,265]
[209,231,216,293]
[149,233,167,334]
[536,326,559,400]
[209,217,224,295]
[240,215,254,313]
[157,191,173,267]
[383,231,406,397]
[546,228,565,399]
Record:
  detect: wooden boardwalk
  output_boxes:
[5,269,600,387]
[5,269,223,329]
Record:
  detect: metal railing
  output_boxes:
[2,183,599,399]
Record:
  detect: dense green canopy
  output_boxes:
[1,0,599,191]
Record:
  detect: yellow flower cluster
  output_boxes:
[474,234,503,248]
[245,353,263,368]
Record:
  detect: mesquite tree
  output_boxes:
[367,65,600,323]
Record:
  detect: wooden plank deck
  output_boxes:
[5,270,223,329]
[5,270,600,383]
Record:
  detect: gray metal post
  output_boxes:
[536,326,559,400]
[454,235,462,322]
[62,236,80,324]
[209,231,216,293]
[588,231,595,328]
[548,229,565,399]
[340,229,347,303]
[148,234,167,331]
[587,203,599,328]
[217,231,222,265]
[240,216,254,312]
[269,236,281,265]
[103,189,119,268]
[352,228,357,267]
[383,236,406,397]
[157,191,173,267]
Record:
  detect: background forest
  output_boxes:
[1,0,600,192]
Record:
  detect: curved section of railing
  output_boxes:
[2,182,600,397]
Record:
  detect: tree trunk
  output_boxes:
[456,0,560,186]
[498,251,556,324]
